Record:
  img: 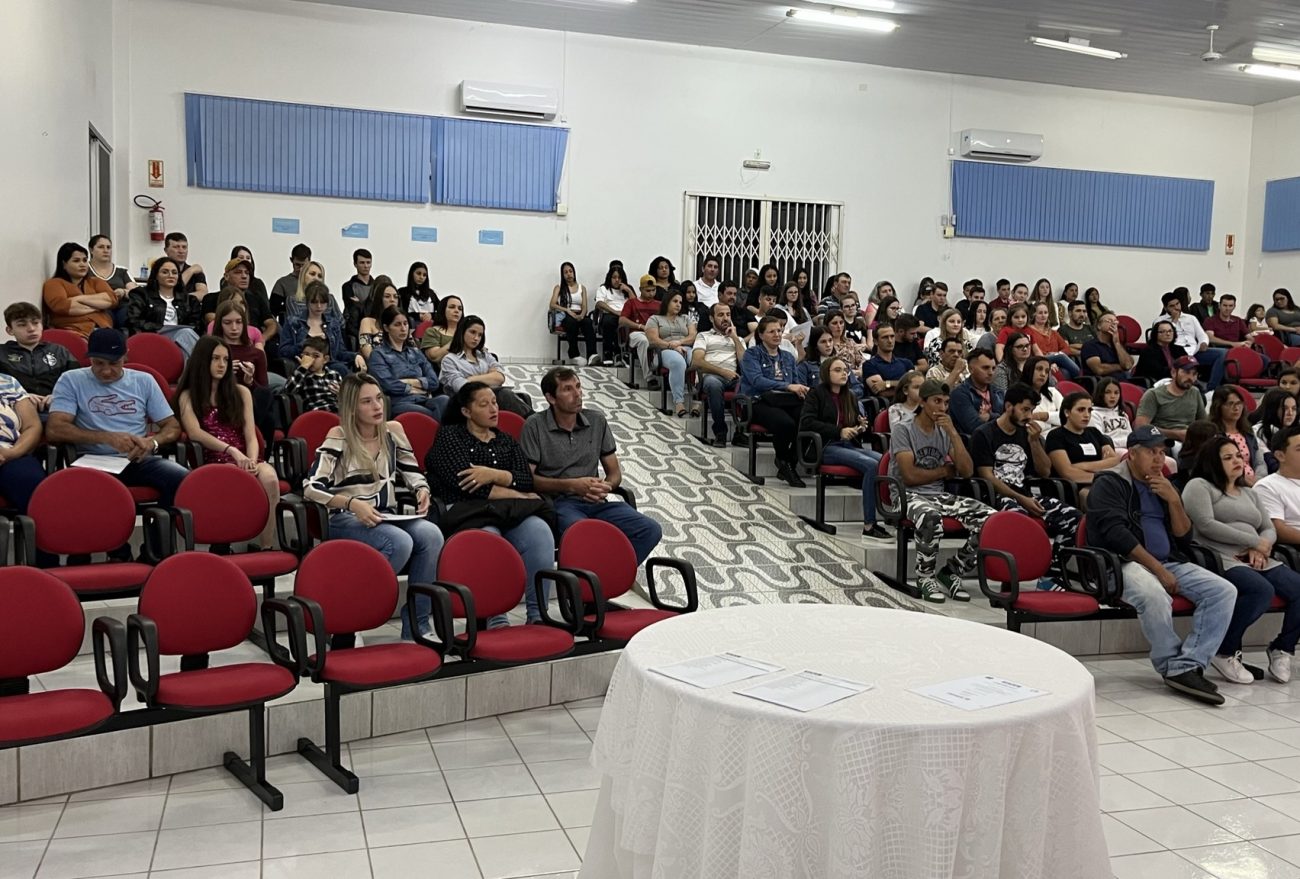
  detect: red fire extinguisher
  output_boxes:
[133,194,165,242]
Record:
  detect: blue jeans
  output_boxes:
[1221,564,1300,655]
[554,496,662,565]
[1121,559,1235,677]
[659,348,689,406]
[482,516,556,627]
[118,454,188,507]
[701,373,739,439]
[821,442,882,525]
[158,325,199,359]
[1047,353,1080,379]
[391,393,449,422]
[1196,348,1227,390]
[328,512,444,640]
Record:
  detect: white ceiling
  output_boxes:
[267,0,1300,106]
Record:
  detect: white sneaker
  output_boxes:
[569,357,585,366]
[1269,649,1293,684]
[1211,651,1254,685]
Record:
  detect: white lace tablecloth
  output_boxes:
[579,605,1108,879]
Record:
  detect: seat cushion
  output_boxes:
[0,689,114,747]
[1272,595,1288,611]
[225,551,299,580]
[899,517,968,536]
[749,424,769,434]
[317,643,441,687]
[819,465,860,479]
[1012,592,1101,617]
[128,487,161,504]
[52,563,154,595]
[588,608,677,641]
[155,662,296,709]
[459,626,573,663]
[1170,595,1195,614]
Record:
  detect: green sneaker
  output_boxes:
[937,570,971,602]
[917,577,947,604]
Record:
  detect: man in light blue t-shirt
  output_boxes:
[46,328,187,511]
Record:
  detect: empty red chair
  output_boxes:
[284,541,449,792]
[0,568,126,747]
[128,553,301,810]
[436,530,580,664]
[558,519,696,643]
[497,410,525,441]
[795,431,865,535]
[18,468,161,599]
[277,410,340,493]
[1119,382,1146,414]
[978,510,1102,631]
[43,329,89,366]
[395,411,440,463]
[1254,332,1285,362]
[1056,379,1087,398]
[1224,348,1276,390]
[1115,315,1145,352]
[414,319,433,340]
[127,332,185,387]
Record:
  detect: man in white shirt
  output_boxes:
[694,255,722,308]
[1159,291,1224,389]
[692,302,745,446]
[1256,426,1300,550]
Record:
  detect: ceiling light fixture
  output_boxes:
[1240,63,1300,83]
[1253,46,1300,66]
[1036,21,1123,37]
[786,8,898,32]
[1028,36,1126,60]
[810,0,896,11]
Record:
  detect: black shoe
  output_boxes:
[712,436,728,448]
[776,461,806,488]
[1245,662,1266,681]
[862,524,891,539]
[731,430,748,447]
[1164,669,1225,705]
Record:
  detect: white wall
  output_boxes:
[1,0,121,291]
[111,0,1245,356]
[1246,95,1300,306]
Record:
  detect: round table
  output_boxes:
[579,605,1108,879]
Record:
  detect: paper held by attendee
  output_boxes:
[70,454,129,474]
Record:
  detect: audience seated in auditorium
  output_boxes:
[420,295,462,367]
[739,316,807,488]
[950,348,1003,437]
[1171,421,1218,491]
[162,232,207,299]
[212,301,276,441]
[1269,289,1300,346]
[994,304,1035,362]
[622,274,667,386]
[861,323,912,401]
[230,246,269,318]
[1183,436,1300,685]
[356,277,399,363]
[426,381,556,626]
[278,281,356,373]
[284,259,336,325]
[0,303,78,415]
[174,335,280,549]
[912,281,948,333]
[204,258,278,351]
[1024,356,1064,435]
[988,279,1012,312]
[369,306,448,422]
[43,242,120,337]
[817,272,852,314]
[1257,427,1300,553]
[1135,319,1187,384]
[887,371,923,430]
[593,266,631,365]
[269,243,312,322]
[926,337,969,388]
[550,261,598,366]
[779,283,811,342]
[1188,283,1217,326]
[648,256,680,300]
[1055,282,1080,327]
[1057,300,1096,355]
[87,235,138,294]
[304,373,441,642]
[822,309,866,372]
[1135,357,1206,443]
[1209,385,1266,486]
[797,326,865,398]
[889,378,994,603]
[1088,379,1132,451]
[1279,368,1300,397]
[1046,391,1118,499]
[1027,302,1080,379]
[799,357,887,539]
[341,248,375,317]
[1204,293,1254,349]
[1254,388,1296,473]
[692,302,745,447]
[1082,312,1133,380]
[1084,287,1110,325]
[646,290,699,417]
[399,261,439,324]
[283,338,341,414]
[892,314,928,371]
[0,372,46,519]
[965,300,993,344]
[992,331,1034,391]
[521,367,662,562]
[47,328,187,511]
[694,256,722,308]
[1161,292,1224,390]
[870,296,902,331]
[1249,303,1271,338]
[440,315,532,419]
[126,258,202,357]
[1029,278,1057,327]
[922,308,975,364]
[681,282,708,328]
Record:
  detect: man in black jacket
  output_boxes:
[1086,425,1236,704]
[0,303,79,415]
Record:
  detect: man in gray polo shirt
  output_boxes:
[521,366,663,563]
[1134,356,1206,443]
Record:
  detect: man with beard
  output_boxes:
[1135,356,1207,443]
[692,302,746,447]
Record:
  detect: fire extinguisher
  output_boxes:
[133,194,165,242]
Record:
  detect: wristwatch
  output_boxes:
[151,439,159,454]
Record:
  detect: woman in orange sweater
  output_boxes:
[1027,301,1081,379]
[42,242,122,337]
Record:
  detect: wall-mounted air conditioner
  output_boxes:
[958,129,1044,163]
[459,80,559,122]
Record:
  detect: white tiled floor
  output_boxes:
[19,657,1300,876]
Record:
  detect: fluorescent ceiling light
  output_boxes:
[786,8,897,32]
[1036,21,1123,37]
[1028,36,1126,60]
[1253,46,1300,66]
[1240,63,1300,83]
[810,0,895,11]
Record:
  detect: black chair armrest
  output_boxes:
[1083,545,1128,604]
[557,566,604,637]
[797,431,825,467]
[646,557,698,613]
[876,473,907,525]
[8,513,34,566]
[732,394,754,429]
[275,498,312,557]
[976,547,1021,606]
[435,580,477,656]
[141,506,185,564]
[1185,542,1224,576]
[40,443,61,474]
[126,613,159,704]
[948,476,996,506]
[260,598,305,676]
[272,436,307,492]
[1274,544,1300,570]
[535,570,583,634]
[611,485,638,510]
[287,595,328,679]
[304,501,330,542]
[1058,546,1106,598]
[1026,477,1073,505]
[92,617,127,709]
[407,583,454,658]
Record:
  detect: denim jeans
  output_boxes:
[821,442,882,525]
[1196,347,1227,390]
[658,348,689,406]
[701,373,739,439]
[328,512,445,640]
[554,496,662,565]
[1047,352,1081,379]
[1120,560,1235,677]
[481,516,556,627]
[1221,564,1300,655]
[118,454,189,507]
[158,325,199,359]
[391,393,449,423]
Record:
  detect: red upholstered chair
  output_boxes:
[127,332,185,388]
[0,568,126,748]
[1056,379,1087,398]
[43,329,89,366]
[276,410,340,494]
[795,429,867,535]
[695,382,737,442]
[15,468,162,599]
[395,411,440,464]
[1224,349,1276,391]
[977,510,1102,631]
[435,530,580,665]
[558,519,696,643]
[732,395,775,486]
[128,553,302,810]
[1254,332,1285,363]
[414,319,433,341]
[1115,315,1145,352]
[496,410,525,442]
[1119,382,1146,415]
[283,541,449,793]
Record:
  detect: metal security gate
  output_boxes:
[683,193,842,293]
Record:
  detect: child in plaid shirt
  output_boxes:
[282,337,340,413]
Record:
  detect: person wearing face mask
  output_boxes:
[126,257,203,358]
[692,301,746,447]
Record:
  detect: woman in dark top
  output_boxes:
[426,381,555,626]
[368,307,447,422]
[793,266,816,316]
[1045,391,1117,501]
[399,262,439,323]
[126,257,202,357]
[212,300,275,441]
[1135,319,1188,383]
[230,245,269,314]
[798,356,886,538]
[680,281,708,327]
[1254,388,1297,473]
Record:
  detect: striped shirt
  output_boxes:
[303,423,428,513]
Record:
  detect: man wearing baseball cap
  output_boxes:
[1134,355,1207,443]
[888,378,995,603]
[1086,424,1235,704]
[201,257,279,350]
[619,274,666,390]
